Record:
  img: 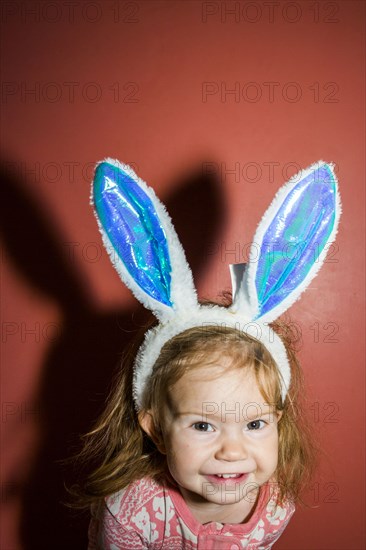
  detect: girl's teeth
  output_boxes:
[217,474,240,478]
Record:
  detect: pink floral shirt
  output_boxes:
[88,477,295,549]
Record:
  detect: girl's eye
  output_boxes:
[247,420,266,431]
[192,422,213,432]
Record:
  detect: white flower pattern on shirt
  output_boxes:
[251,519,265,542]
[133,507,158,542]
[153,495,175,537]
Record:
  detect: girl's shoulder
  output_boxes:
[256,483,296,546]
[102,476,167,524]
[88,477,182,548]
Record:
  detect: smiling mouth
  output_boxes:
[215,474,242,478]
[205,473,250,484]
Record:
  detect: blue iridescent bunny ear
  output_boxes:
[92,158,198,322]
[92,158,341,409]
[230,161,341,323]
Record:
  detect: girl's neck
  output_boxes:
[178,485,261,525]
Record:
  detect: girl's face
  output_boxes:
[160,357,282,522]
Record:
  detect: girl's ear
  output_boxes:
[276,410,283,422]
[138,410,166,454]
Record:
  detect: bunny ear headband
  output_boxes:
[92,158,341,409]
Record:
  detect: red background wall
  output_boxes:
[1,1,365,549]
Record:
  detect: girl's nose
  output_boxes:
[215,435,248,461]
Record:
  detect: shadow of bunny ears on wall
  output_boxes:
[92,159,341,409]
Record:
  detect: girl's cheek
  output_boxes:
[169,430,193,452]
[247,429,275,441]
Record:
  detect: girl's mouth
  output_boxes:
[205,473,250,484]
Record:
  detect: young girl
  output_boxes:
[75,159,340,549]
